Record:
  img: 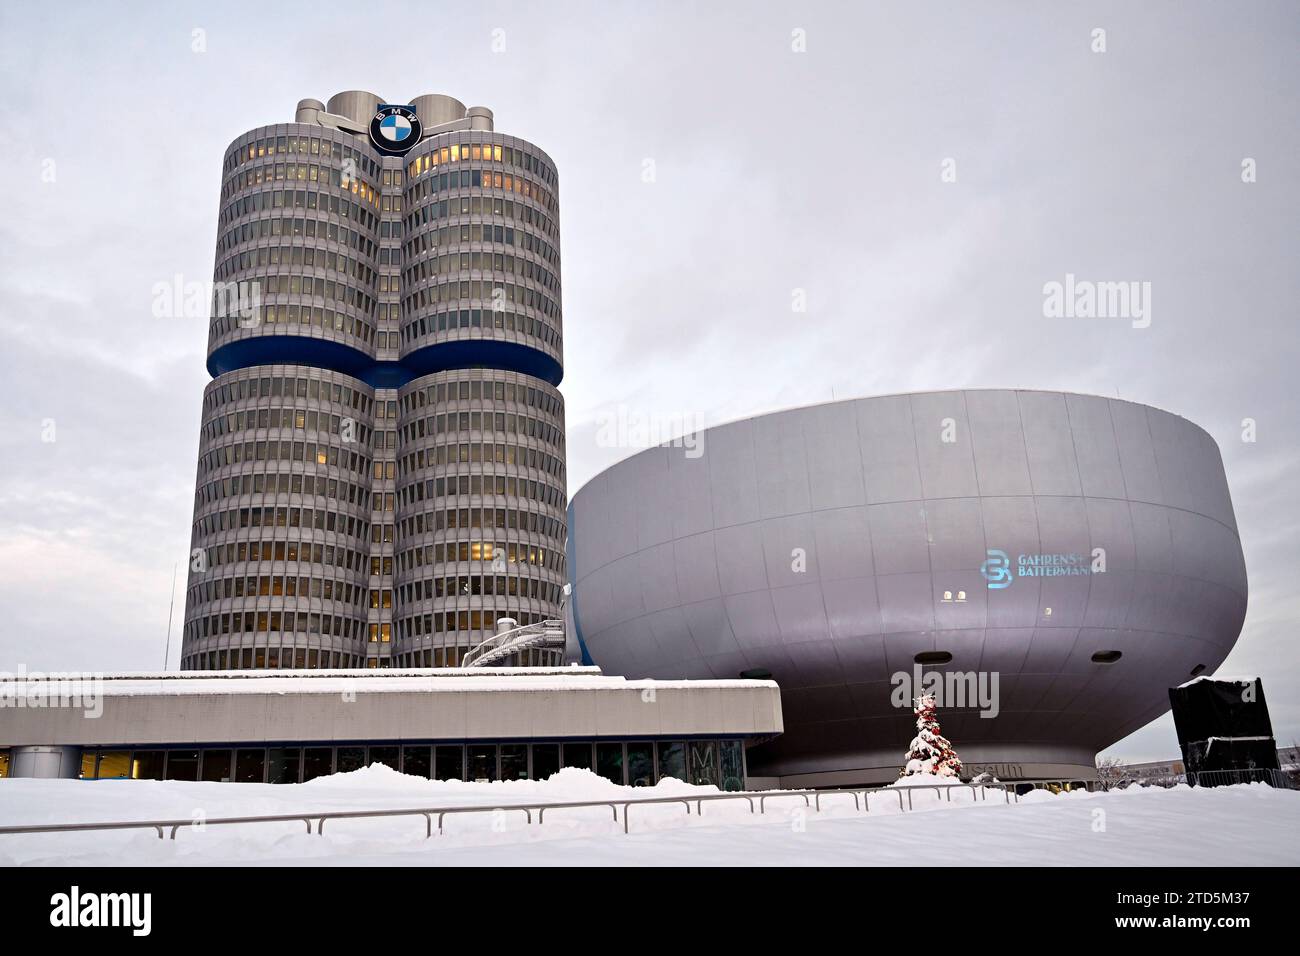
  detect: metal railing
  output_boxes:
[1186,768,1296,789]
[461,619,564,667]
[0,782,1014,842]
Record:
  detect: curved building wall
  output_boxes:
[184,366,375,669]
[568,390,1248,784]
[392,368,568,667]
[182,93,566,670]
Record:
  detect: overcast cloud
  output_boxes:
[0,1,1295,762]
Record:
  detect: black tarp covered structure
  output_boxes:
[1168,677,1279,780]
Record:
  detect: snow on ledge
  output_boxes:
[0,667,780,698]
[1176,674,1259,689]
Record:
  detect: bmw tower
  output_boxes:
[181,92,567,671]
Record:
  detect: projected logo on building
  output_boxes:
[368,105,421,156]
[981,550,1013,589]
[982,548,1094,589]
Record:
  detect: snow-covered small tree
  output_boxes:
[901,693,963,778]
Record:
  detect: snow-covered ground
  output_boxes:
[1,767,1297,866]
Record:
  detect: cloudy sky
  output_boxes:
[0,1,1295,761]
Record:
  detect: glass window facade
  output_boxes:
[235,748,265,783]
[657,741,686,782]
[562,742,592,772]
[626,742,654,787]
[302,748,333,781]
[596,742,624,785]
[531,743,560,780]
[467,744,496,781]
[267,747,301,784]
[201,750,232,782]
[69,738,747,788]
[132,750,165,781]
[500,744,528,780]
[165,749,201,781]
[402,745,431,779]
[435,745,463,781]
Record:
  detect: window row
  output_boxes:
[198,437,371,479]
[219,185,381,236]
[179,647,365,671]
[82,739,746,791]
[401,247,560,297]
[408,181,557,241]
[396,473,565,513]
[210,268,380,323]
[196,472,371,514]
[407,138,556,186]
[397,574,563,604]
[198,539,369,576]
[406,213,559,268]
[400,307,561,353]
[210,303,378,347]
[403,276,559,322]
[216,241,380,291]
[189,573,367,608]
[396,441,565,480]
[187,609,368,641]
[402,378,562,417]
[405,158,553,213]
[398,410,563,450]
[201,406,365,444]
[397,539,560,573]
[396,607,561,640]
[194,504,370,542]
[396,506,566,540]
[218,212,379,262]
[226,131,384,183]
[227,161,381,208]
[206,373,373,415]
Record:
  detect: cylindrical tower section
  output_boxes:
[326,90,384,127]
[391,369,568,666]
[206,124,383,374]
[184,119,383,671]
[409,93,467,128]
[399,130,563,382]
[182,365,375,670]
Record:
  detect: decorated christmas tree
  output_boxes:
[901,693,964,778]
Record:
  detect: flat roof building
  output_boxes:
[0,668,781,789]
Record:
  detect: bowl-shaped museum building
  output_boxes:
[567,390,1247,786]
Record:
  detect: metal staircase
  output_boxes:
[462,618,566,667]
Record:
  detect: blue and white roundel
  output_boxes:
[379,113,412,143]
[369,105,421,156]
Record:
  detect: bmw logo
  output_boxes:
[368,104,422,156]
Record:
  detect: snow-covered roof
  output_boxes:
[1175,674,1259,689]
[0,666,777,698]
